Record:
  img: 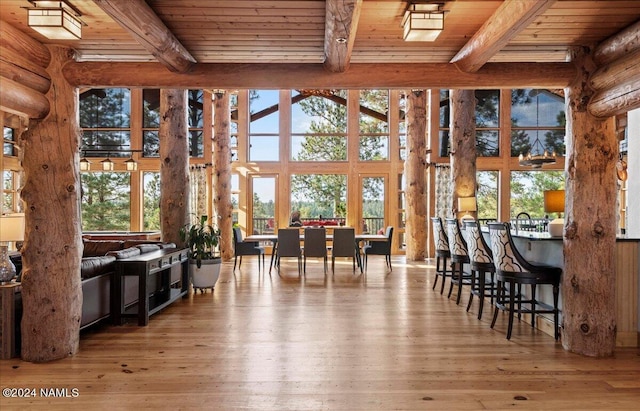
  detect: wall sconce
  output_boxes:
[0,213,25,283]
[100,157,114,171]
[544,190,565,237]
[124,157,138,171]
[402,2,445,42]
[458,196,477,221]
[79,156,91,171]
[27,1,83,40]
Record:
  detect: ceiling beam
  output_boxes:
[63,62,576,89]
[323,0,362,73]
[450,0,556,73]
[93,0,196,73]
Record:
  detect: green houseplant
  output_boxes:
[180,215,222,292]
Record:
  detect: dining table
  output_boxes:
[244,231,387,272]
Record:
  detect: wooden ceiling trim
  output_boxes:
[62,61,576,89]
[451,0,556,73]
[323,0,362,73]
[93,0,197,73]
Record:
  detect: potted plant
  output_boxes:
[180,215,222,293]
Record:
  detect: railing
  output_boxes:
[478,217,550,233]
[251,217,386,234]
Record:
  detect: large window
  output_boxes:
[81,172,131,230]
[359,90,389,161]
[510,170,565,218]
[477,171,498,220]
[290,174,347,218]
[361,176,385,234]
[511,89,565,157]
[250,90,280,161]
[143,172,160,230]
[291,90,347,161]
[475,90,500,156]
[80,88,131,158]
[251,175,276,234]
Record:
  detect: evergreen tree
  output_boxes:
[81,172,130,230]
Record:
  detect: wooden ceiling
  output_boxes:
[1,0,639,66]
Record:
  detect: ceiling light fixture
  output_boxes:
[402,2,445,42]
[27,1,83,40]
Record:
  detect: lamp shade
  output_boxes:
[0,213,25,242]
[27,1,82,40]
[458,197,477,213]
[543,190,565,214]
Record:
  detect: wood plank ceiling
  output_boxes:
[1,0,639,69]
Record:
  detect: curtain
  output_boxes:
[435,164,452,220]
[189,166,207,219]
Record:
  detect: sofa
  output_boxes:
[11,239,177,334]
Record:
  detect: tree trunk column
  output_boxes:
[20,46,82,362]
[563,46,617,357]
[159,89,189,245]
[213,91,233,260]
[449,89,477,218]
[404,90,427,260]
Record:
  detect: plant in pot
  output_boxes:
[180,215,222,293]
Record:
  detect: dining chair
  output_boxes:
[445,218,471,305]
[363,226,393,271]
[431,217,451,295]
[331,227,360,273]
[233,227,265,272]
[463,220,495,320]
[488,222,562,340]
[275,228,302,275]
[303,227,327,274]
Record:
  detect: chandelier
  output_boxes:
[518,137,556,168]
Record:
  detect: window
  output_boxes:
[251,175,276,234]
[250,90,280,161]
[477,171,498,220]
[3,170,17,211]
[3,127,17,157]
[80,88,131,159]
[143,172,160,230]
[510,170,565,218]
[475,90,500,156]
[398,93,407,160]
[291,90,347,161]
[81,172,131,230]
[359,90,389,161]
[361,176,386,234]
[290,174,347,218]
[511,89,565,157]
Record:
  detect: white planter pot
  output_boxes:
[189,258,221,292]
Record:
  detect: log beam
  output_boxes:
[62,61,576,89]
[404,90,428,261]
[20,46,82,362]
[323,0,362,73]
[589,49,640,92]
[0,20,50,69]
[588,77,640,118]
[450,0,555,73]
[93,0,196,73]
[0,76,49,119]
[449,89,477,218]
[159,89,190,245]
[213,91,233,261]
[0,47,51,94]
[563,46,617,357]
[593,20,640,66]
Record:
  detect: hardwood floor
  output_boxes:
[1,256,639,410]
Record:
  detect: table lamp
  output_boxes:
[0,213,25,283]
[458,196,477,221]
[544,190,564,237]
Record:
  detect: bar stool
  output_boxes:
[487,222,562,340]
[431,217,451,295]
[463,220,495,320]
[445,218,471,305]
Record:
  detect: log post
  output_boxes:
[404,90,427,261]
[19,46,82,362]
[449,89,477,218]
[159,89,190,245]
[563,46,617,357]
[213,91,233,260]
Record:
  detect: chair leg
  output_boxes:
[553,283,560,341]
[477,270,486,320]
[234,255,238,271]
[456,262,464,305]
[506,281,516,340]
[433,256,440,290]
[491,280,502,330]
[448,262,456,298]
[440,257,448,295]
[530,284,537,328]
[466,269,475,312]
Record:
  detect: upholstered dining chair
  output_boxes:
[431,217,451,295]
[487,222,562,340]
[303,227,328,274]
[233,227,265,272]
[331,227,360,273]
[363,226,393,271]
[275,228,302,275]
[463,220,495,320]
[445,218,471,305]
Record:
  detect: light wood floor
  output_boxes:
[1,256,639,410]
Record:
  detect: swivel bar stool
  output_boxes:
[488,222,562,340]
[445,218,472,305]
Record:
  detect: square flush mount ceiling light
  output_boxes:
[402,2,445,42]
[27,1,82,40]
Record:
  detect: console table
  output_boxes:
[113,248,189,326]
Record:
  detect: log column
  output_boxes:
[404,90,427,261]
[449,89,477,218]
[20,46,82,362]
[213,91,233,260]
[563,46,617,356]
[159,89,189,245]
